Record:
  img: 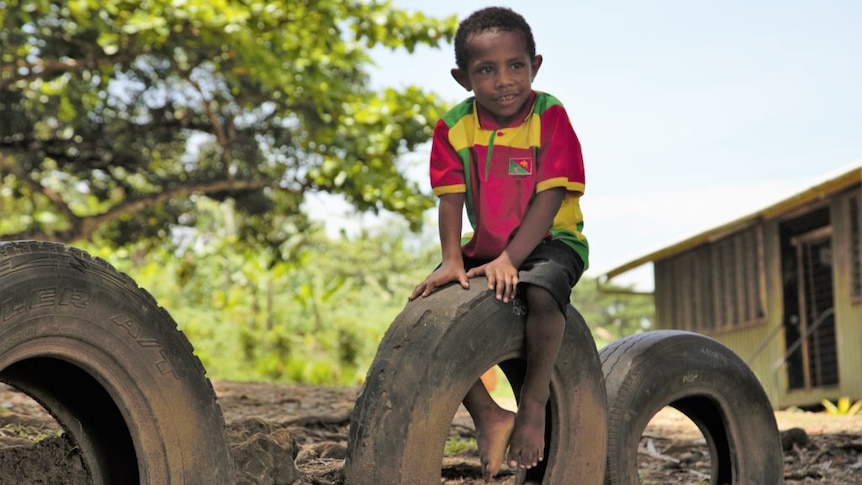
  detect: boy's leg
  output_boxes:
[463,380,516,480]
[507,285,565,470]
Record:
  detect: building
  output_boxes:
[600,164,862,409]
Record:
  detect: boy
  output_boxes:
[408,6,588,481]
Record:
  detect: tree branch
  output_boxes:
[0,54,135,89]
[0,153,78,222]
[0,178,306,243]
[179,63,234,171]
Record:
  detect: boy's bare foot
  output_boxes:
[476,408,516,481]
[507,397,546,469]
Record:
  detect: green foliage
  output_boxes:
[74,206,652,386]
[0,423,64,442]
[443,437,477,456]
[0,0,457,244]
[71,194,650,385]
[0,0,654,387]
[74,197,652,386]
[571,280,654,348]
[81,199,438,385]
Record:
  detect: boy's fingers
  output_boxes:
[409,281,433,300]
[492,277,506,300]
[503,277,517,302]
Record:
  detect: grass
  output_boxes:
[444,437,477,456]
[0,423,63,442]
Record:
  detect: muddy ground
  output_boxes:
[0,380,860,484]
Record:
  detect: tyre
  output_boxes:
[0,241,233,484]
[600,330,784,485]
[345,279,607,485]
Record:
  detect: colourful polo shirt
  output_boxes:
[430,91,589,268]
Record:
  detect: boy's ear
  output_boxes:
[450,68,472,91]
[530,54,544,81]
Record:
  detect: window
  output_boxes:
[655,226,765,332]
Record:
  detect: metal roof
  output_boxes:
[600,163,862,283]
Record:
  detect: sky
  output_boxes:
[314,0,861,290]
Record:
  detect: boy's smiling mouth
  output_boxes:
[495,93,519,103]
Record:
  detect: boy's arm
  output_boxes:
[438,193,466,267]
[504,187,565,267]
[466,187,565,302]
[409,193,469,300]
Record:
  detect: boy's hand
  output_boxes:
[409,262,470,300]
[466,253,518,303]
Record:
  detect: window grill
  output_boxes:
[799,235,839,388]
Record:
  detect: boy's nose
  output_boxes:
[495,72,514,88]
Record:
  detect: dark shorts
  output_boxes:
[463,239,585,312]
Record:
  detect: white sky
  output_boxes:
[313,0,861,290]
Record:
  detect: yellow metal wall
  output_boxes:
[654,184,862,409]
[818,188,862,407]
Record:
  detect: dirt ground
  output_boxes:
[1,380,860,484]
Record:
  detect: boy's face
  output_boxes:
[452,29,542,125]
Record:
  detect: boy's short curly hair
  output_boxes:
[453,7,536,71]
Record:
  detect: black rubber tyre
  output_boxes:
[0,241,233,484]
[600,330,784,485]
[345,279,607,485]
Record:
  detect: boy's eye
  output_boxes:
[510,62,525,70]
[478,66,494,75]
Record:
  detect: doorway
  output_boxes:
[780,208,839,391]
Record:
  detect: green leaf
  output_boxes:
[1,0,455,244]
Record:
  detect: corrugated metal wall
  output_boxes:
[654,184,862,409]
[823,188,862,407]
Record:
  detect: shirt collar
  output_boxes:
[474,90,537,130]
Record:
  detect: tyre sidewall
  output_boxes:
[0,243,232,484]
[346,281,606,485]
[601,331,783,485]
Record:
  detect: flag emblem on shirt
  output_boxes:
[509,157,533,175]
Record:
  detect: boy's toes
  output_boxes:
[507,450,528,469]
[508,448,541,469]
[507,453,519,469]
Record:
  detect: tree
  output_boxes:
[0,0,456,246]
[571,279,654,348]
[81,200,440,385]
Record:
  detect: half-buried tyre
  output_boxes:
[0,241,233,484]
[600,330,784,485]
[345,279,607,485]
